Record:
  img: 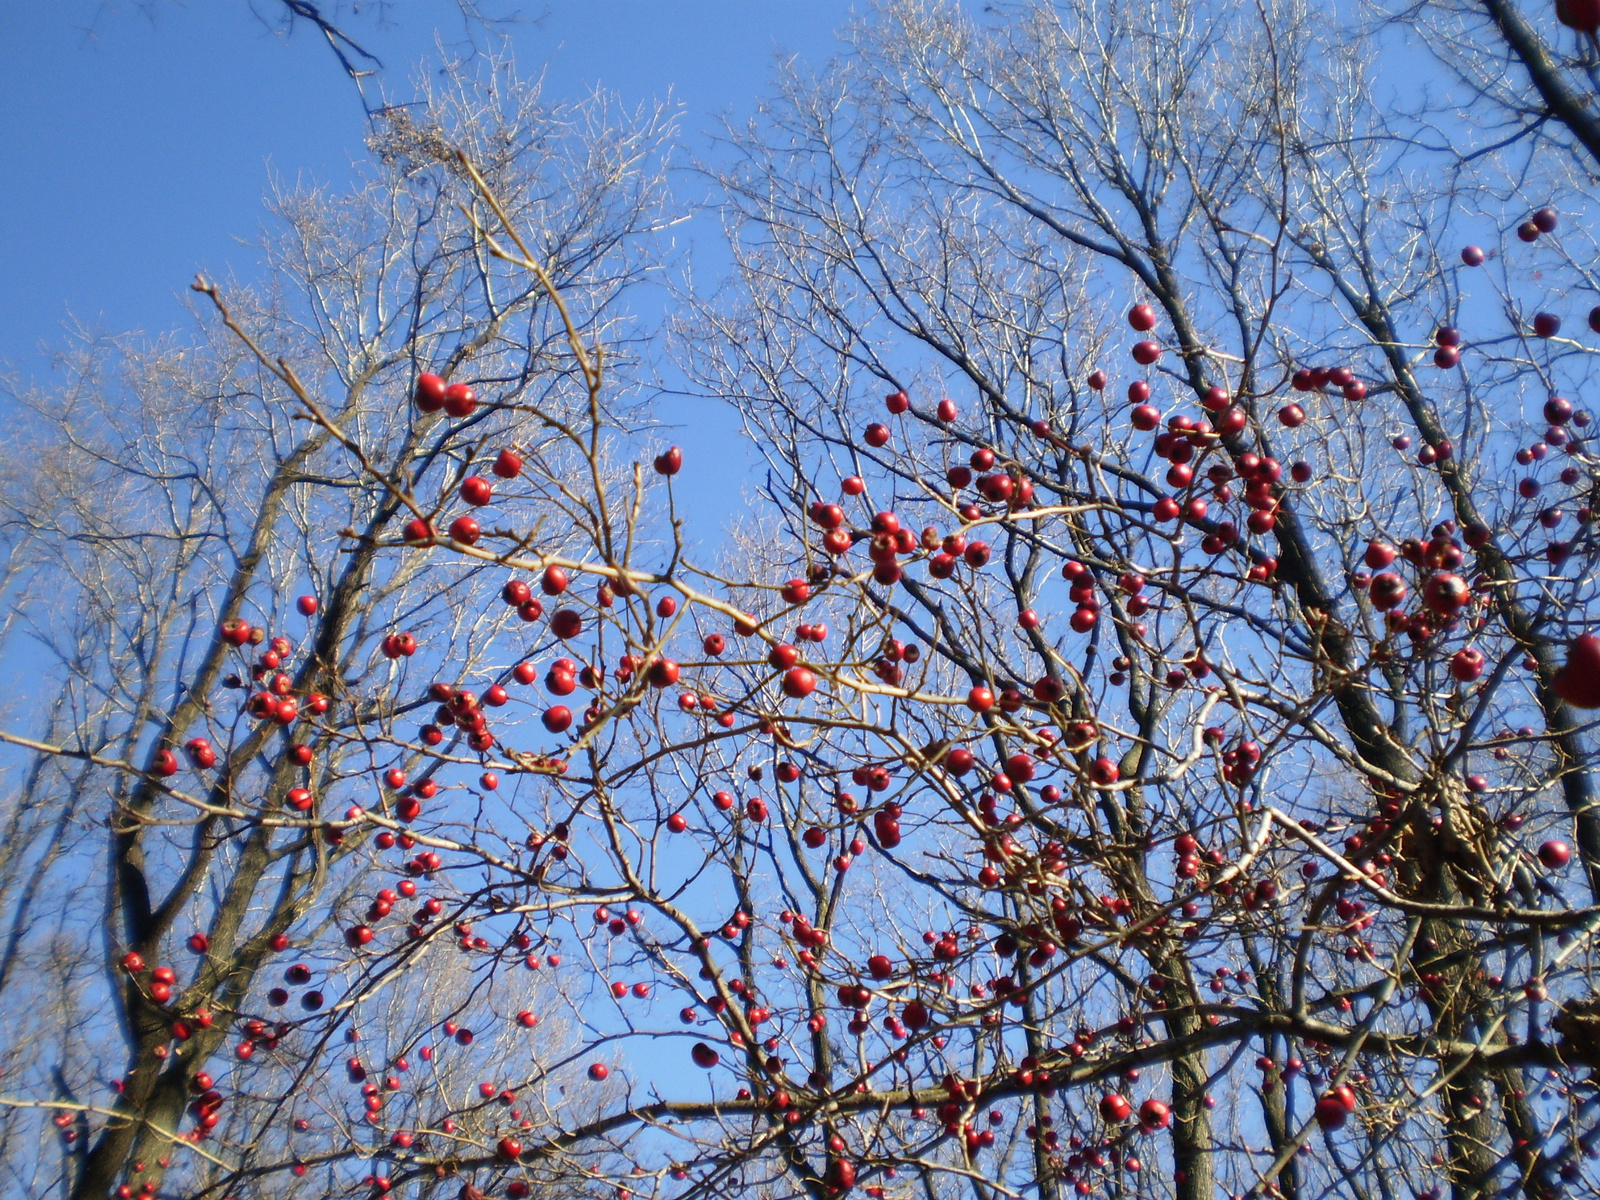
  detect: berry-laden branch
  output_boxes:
[5,9,1600,1200]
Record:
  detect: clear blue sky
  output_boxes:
[0,1,861,528]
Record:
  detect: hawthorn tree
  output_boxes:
[0,60,673,1200]
[675,3,1600,1200]
[4,4,1600,1200]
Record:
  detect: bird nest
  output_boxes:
[1554,997,1600,1068]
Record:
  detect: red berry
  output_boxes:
[782,667,817,699]
[1553,633,1600,708]
[1138,1099,1171,1129]
[1449,648,1485,682]
[1099,1093,1133,1122]
[1538,840,1572,869]
[414,373,447,412]
[1131,404,1161,431]
[1314,1094,1350,1131]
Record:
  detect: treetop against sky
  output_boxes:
[4,4,1600,1200]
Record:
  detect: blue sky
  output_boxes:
[0,3,858,520]
[0,2,858,360]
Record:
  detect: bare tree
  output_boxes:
[0,55,673,1200]
[4,4,1600,1200]
[669,3,1600,1200]
[92,1,522,109]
